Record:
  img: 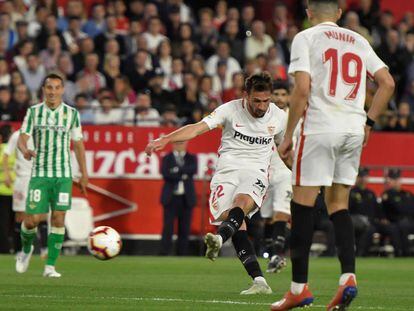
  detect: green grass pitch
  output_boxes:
[1,255,413,310]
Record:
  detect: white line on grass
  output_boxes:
[0,294,401,310]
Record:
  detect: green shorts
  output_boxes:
[26,177,73,214]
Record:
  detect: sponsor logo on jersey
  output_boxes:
[254,178,266,194]
[29,203,36,210]
[267,126,275,135]
[233,130,272,145]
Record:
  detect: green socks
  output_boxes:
[47,227,65,266]
[21,223,37,254]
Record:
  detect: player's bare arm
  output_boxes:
[17,133,36,160]
[364,68,395,146]
[278,72,310,159]
[73,139,88,195]
[145,121,211,156]
[2,153,12,188]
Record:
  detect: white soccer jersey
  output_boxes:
[288,22,387,135]
[202,99,287,173]
[4,130,33,177]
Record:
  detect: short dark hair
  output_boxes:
[308,0,338,4]
[245,72,273,94]
[42,73,64,87]
[273,80,289,92]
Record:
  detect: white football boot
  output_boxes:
[43,265,62,278]
[16,245,34,273]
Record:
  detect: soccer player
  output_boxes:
[3,130,48,257]
[261,82,292,274]
[15,73,88,277]
[271,1,395,310]
[146,72,287,294]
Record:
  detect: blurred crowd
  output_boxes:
[0,0,412,131]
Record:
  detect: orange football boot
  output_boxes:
[270,284,314,310]
[326,275,358,311]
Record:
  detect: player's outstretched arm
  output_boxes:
[73,140,88,195]
[364,68,395,146]
[145,121,210,156]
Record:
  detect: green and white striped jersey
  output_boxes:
[20,102,83,178]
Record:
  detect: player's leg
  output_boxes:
[233,221,272,295]
[325,134,363,310]
[44,177,72,277]
[16,177,50,273]
[38,213,49,259]
[266,212,289,273]
[13,212,24,253]
[12,176,29,254]
[325,183,358,310]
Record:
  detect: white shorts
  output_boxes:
[13,176,30,212]
[261,172,292,218]
[293,133,364,186]
[209,169,269,225]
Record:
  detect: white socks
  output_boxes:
[291,282,305,295]
[339,273,356,286]
[254,276,267,284]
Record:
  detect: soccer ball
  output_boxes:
[88,226,122,260]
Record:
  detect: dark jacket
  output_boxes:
[161,152,197,207]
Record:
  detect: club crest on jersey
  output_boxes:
[267,126,275,135]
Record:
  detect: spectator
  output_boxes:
[13,39,35,73]
[173,72,202,121]
[384,102,414,132]
[36,14,66,51]
[28,5,49,39]
[220,18,245,67]
[170,0,192,24]
[372,10,394,47]
[74,93,95,124]
[222,72,245,102]
[212,60,232,94]
[195,8,218,59]
[376,29,412,100]
[356,0,381,32]
[57,0,85,32]
[20,53,46,97]
[213,0,227,31]
[76,53,106,98]
[160,141,197,256]
[344,11,373,45]
[39,34,62,71]
[205,40,241,76]
[157,40,172,76]
[62,16,88,54]
[113,0,129,35]
[94,14,126,58]
[382,169,414,256]
[72,37,95,75]
[124,19,144,57]
[94,96,123,125]
[144,17,167,54]
[0,13,17,51]
[15,20,30,43]
[82,3,106,38]
[240,4,255,39]
[103,54,121,90]
[126,49,154,93]
[161,104,180,127]
[133,91,160,127]
[180,39,198,67]
[10,84,30,121]
[9,70,24,92]
[165,5,182,43]
[245,20,274,60]
[148,71,173,113]
[189,56,206,80]
[164,57,183,91]
[126,0,145,21]
[113,75,136,108]
[0,57,10,86]
[0,86,12,121]
[265,2,289,41]
[198,74,220,108]
[57,52,75,82]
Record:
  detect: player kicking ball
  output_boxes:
[16,73,88,277]
[146,72,288,294]
[270,0,394,310]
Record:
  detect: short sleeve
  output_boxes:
[4,131,18,156]
[202,103,232,130]
[70,110,83,141]
[365,45,388,80]
[20,108,34,136]
[274,110,288,145]
[288,33,310,75]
